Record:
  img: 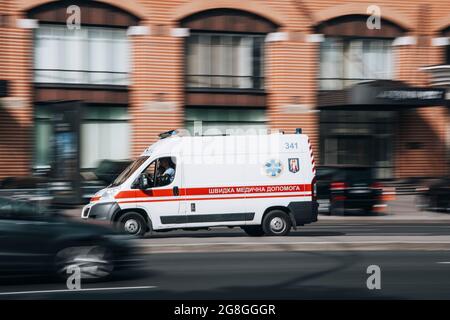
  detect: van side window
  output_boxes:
[138,157,176,189]
[154,157,176,187]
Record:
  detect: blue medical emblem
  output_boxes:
[264,159,282,177]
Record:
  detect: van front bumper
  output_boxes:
[81,202,120,221]
[288,201,319,225]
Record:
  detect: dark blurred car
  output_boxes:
[80,159,132,203]
[94,159,133,184]
[316,165,384,215]
[0,176,53,208]
[3,159,134,206]
[0,176,48,189]
[416,177,450,212]
[0,197,140,281]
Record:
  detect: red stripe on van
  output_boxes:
[114,189,174,199]
[117,193,312,204]
[115,184,311,200]
[185,184,311,196]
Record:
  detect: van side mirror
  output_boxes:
[138,173,149,190]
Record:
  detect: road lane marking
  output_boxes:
[437,262,450,264]
[0,286,157,296]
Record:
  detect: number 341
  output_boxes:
[284,142,298,150]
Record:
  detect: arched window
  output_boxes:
[27,0,139,27]
[182,9,278,90]
[181,9,278,134]
[29,0,139,86]
[316,15,406,38]
[316,15,407,90]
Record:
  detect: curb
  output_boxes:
[136,241,450,254]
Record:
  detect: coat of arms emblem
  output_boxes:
[288,158,299,173]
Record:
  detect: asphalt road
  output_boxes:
[127,220,450,253]
[0,222,450,299]
[2,250,450,299]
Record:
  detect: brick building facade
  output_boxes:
[0,0,449,181]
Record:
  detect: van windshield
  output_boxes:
[110,156,149,187]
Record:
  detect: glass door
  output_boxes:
[48,101,83,204]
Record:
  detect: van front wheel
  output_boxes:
[118,212,147,237]
[262,210,291,236]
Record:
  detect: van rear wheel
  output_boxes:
[262,210,291,236]
[242,225,264,236]
[118,212,147,237]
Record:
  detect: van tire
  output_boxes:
[262,210,291,236]
[118,212,147,237]
[242,226,265,237]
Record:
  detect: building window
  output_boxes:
[186,33,265,90]
[185,107,266,134]
[319,38,394,90]
[34,25,129,85]
[81,106,130,169]
[34,107,53,169]
[34,106,130,170]
[320,110,397,179]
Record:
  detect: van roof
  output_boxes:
[140,133,310,157]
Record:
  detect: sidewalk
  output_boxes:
[319,195,450,221]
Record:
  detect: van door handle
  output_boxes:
[173,186,179,196]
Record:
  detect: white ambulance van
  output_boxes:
[81,130,318,237]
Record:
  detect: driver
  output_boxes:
[158,158,175,184]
